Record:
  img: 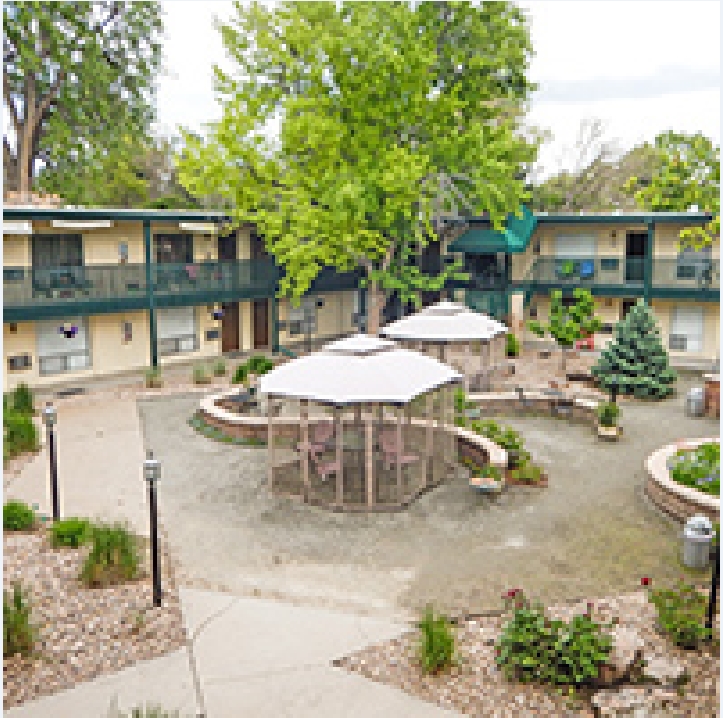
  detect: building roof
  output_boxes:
[258,334,462,405]
[380,301,507,342]
[2,206,229,223]
[447,206,537,254]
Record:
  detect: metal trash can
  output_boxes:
[685,388,706,417]
[682,515,714,569]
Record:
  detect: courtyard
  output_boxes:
[137,372,717,620]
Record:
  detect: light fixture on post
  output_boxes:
[58,323,78,339]
[42,403,60,520]
[143,451,162,608]
[211,305,224,321]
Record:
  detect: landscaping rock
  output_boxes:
[597,626,644,686]
[641,655,688,686]
[591,686,679,716]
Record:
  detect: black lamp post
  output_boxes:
[42,403,60,520]
[706,536,720,639]
[143,451,162,607]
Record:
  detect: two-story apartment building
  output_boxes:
[3,204,719,392]
[3,206,360,391]
[446,207,720,367]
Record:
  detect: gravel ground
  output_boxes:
[337,591,719,717]
[137,373,718,619]
[3,527,186,709]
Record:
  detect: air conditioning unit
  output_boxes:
[7,354,32,371]
[669,334,687,351]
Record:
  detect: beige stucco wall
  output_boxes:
[4,322,38,391]
[88,311,151,375]
[3,236,31,266]
[240,300,254,352]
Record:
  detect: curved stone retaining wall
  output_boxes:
[199,390,508,472]
[645,438,720,524]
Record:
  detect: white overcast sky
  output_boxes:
[155,0,721,179]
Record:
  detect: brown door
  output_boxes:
[218,234,237,261]
[253,299,269,349]
[221,302,239,353]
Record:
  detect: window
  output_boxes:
[157,307,197,355]
[287,298,317,336]
[154,234,193,264]
[554,235,596,259]
[37,318,91,375]
[621,300,636,320]
[670,306,704,353]
[32,234,83,268]
[676,246,712,280]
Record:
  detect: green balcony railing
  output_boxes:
[652,258,720,294]
[4,258,280,321]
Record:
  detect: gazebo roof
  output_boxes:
[380,301,508,342]
[258,334,462,405]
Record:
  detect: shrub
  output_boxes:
[11,383,34,415]
[247,355,273,375]
[4,410,38,460]
[50,517,93,548]
[232,363,249,385]
[3,583,37,658]
[596,401,620,427]
[495,590,613,686]
[213,360,227,377]
[668,443,720,497]
[145,368,163,389]
[80,523,140,587]
[474,464,503,481]
[417,606,456,674]
[506,333,520,357]
[646,578,711,649]
[193,365,210,385]
[3,500,36,531]
[509,462,544,484]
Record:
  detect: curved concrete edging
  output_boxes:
[198,389,508,469]
[645,437,720,524]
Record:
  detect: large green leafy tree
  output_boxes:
[179,1,538,333]
[626,131,720,249]
[3,1,162,200]
[591,300,676,400]
[527,289,602,371]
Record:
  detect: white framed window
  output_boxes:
[554,235,596,258]
[37,318,91,375]
[157,306,198,356]
[287,298,316,336]
[670,305,704,353]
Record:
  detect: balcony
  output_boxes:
[518,256,719,300]
[4,259,280,322]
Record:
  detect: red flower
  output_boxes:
[641,577,651,587]
[515,601,523,609]
[586,602,594,611]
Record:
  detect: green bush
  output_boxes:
[145,368,163,388]
[3,410,38,460]
[232,363,249,385]
[3,583,37,658]
[509,462,544,484]
[596,401,620,427]
[247,355,274,375]
[80,523,141,587]
[3,500,36,531]
[417,606,456,674]
[474,463,503,481]
[50,517,93,548]
[495,590,613,686]
[193,365,210,385]
[647,579,712,649]
[11,383,34,415]
[668,442,720,497]
[213,360,227,377]
[506,333,520,357]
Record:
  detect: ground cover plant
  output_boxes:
[213,360,227,377]
[187,413,266,446]
[145,368,163,389]
[192,365,210,385]
[80,523,141,587]
[50,517,93,548]
[417,606,456,675]
[495,589,613,687]
[596,401,620,427]
[506,332,520,357]
[3,583,37,659]
[3,501,37,532]
[644,578,712,649]
[667,442,720,496]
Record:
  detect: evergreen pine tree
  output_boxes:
[591,300,677,399]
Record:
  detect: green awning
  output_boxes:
[447,206,537,254]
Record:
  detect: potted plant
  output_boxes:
[193,365,211,385]
[145,368,163,389]
[596,401,621,440]
[469,463,505,494]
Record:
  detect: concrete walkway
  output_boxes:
[4,394,455,718]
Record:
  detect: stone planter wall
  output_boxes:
[644,438,720,524]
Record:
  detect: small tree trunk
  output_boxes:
[18,124,34,200]
[560,346,567,372]
[366,280,385,336]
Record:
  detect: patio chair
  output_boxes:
[311,453,341,483]
[579,260,595,280]
[296,422,334,459]
[379,432,419,471]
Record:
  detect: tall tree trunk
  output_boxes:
[18,124,34,199]
[366,280,385,336]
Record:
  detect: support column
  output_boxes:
[426,393,434,482]
[268,397,275,493]
[644,220,655,306]
[366,404,374,508]
[300,399,310,502]
[396,405,403,503]
[335,407,344,506]
[270,294,279,353]
[144,219,158,367]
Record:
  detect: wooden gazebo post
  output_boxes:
[426,392,434,482]
[267,396,275,493]
[365,402,374,508]
[300,399,310,502]
[335,406,344,506]
[396,404,403,503]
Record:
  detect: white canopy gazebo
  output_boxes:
[380,300,508,391]
[258,335,462,511]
